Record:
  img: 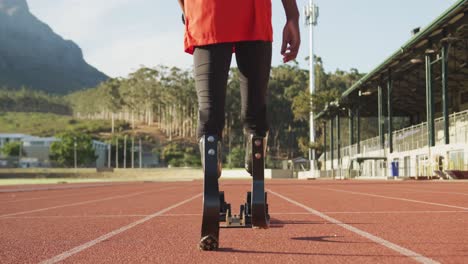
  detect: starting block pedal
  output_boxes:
[220,191,269,228]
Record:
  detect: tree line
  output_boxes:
[1,57,369,165]
[66,58,366,160]
[0,87,71,115]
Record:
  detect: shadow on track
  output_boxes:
[217,248,400,257]
[290,236,362,243]
[269,218,371,228]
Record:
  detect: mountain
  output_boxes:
[0,0,108,94]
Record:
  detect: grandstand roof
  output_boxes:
[321,0,468,118]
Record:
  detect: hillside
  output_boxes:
[0,0,108,94]
[0,112,128,137]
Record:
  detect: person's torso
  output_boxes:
[184,0,273,53]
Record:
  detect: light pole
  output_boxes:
[123,135,127,169]
[107,143,111,168]
[115,137,119,169]
[139,138,142,169]
[131,136,135,169]
[74,138,77,170]
[18,140,23,168]
[304,0,319,177]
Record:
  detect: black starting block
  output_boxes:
[220,191,269,228]
[219,135,270,228]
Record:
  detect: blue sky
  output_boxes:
[28,0,458,78]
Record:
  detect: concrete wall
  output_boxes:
[321,143,467,178]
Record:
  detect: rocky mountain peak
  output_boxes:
[0,0,29,16]
[0,0,108,94]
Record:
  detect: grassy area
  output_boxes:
[0,112,128,137]
[0,178,121,186]
[0,168,254,185]
[0,168,203,185]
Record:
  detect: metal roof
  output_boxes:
[342,0,467,99]
[0,133,28,139]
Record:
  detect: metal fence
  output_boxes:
[323,109,468,161]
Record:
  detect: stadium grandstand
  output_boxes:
[315,0,468,180]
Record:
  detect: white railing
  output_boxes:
[323,109,468,160]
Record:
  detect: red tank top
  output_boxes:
[183,0,273,54]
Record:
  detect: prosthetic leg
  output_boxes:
[221,134,270,229]
[199,135,221,250]
[248,134,270,228]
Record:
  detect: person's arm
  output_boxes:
[281,0,301,63]
[178,0,185,24]
[178,0,184,12]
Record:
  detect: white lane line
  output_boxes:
[0,193,90,204]
[3,210,468,220]
[324,210,468,214]
[0,183,177,204]
[269,189,440,264]
[0,186,178,218]
[2,215,149,219]
[322,188,468,210]
[0,188,131,204]
[381,187,468,197]
[0,183,130,193]
[0,184,176,204]
[0,212,302,219]
[39,193,202,264]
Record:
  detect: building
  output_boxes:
[93,140,109,168]
[0,133,27,150]
[314,0,468,179]
[0,134,28,167]
[0,133,108,168]
[21,136,59,167]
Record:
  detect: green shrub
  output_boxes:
[49,131,97,167]
[1,141,24,157]
[226,146,245,168]
[162,142,201,167]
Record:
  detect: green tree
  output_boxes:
[161,142,201,167]
[50,132,97,167]
[226,146,245,168]
[1,141,24,157]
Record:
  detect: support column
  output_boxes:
[425,53,435,147]
[357,107,361,154]
[441,43,450,145]
[387,70,394,153]
[349,108,355,147]
[323,121,327,170]
[337,115,341,164]
[330,117,334,169]
[378,85,385,149]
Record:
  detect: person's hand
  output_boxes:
[281,19,301,63]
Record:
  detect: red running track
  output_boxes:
[0,180,467,263]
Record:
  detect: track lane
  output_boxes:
[268,183,468,263]
[0,182,156,203]
[0,183,202,218]
[2,180,467,263]
[0,183,203,264]
[269,189,440,264]
[318,188,468,210]
[61,182,419,264]
[0,183,182,215]
[40,193,202,264]
[316,183,468,208]
[0,182,136,193]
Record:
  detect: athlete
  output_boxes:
[179,0,300,170]
[178,0,301,250]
